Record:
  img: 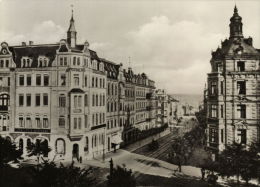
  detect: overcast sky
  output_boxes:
[0,0,259,94]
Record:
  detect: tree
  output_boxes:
[170,137,188,172]
[107,159,136,187]
[30,160,96,187]
[217,142,259,185]
[27,139,51,170]
[0,136,22,168]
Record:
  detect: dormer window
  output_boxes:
[237,61,245,71]
[21,57,32,67]
[43,59,48,67]
[39,58,43,67]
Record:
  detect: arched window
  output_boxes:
[96,113,98,125]
[103,95,105,106]
[107,102,110,112]
[111,84,114,95]
[100,95,102,106]
[96,95,98,106]
[111,103,113,112]
[114,102,117,111]
[56,138,65,155]
[26,138,32,148]
[94,135,97,147]
[108,83,110,95]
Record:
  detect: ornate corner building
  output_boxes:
[0,12,158,160]
[206,6,260,159]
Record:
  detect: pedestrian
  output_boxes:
[201,167,205,180]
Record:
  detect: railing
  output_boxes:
[14,128,51,133]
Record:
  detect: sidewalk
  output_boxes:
[124,128,171,152]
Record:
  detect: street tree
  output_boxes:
[217,142,259,185]
[0,136,22,168]
[107,159,136,187]
[27,139,51,170]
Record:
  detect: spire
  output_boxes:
[67,5,77,47]
[229,5,243,39]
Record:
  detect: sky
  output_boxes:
[0,0,259,95]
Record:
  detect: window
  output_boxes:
[73,75,79,86]
[92,77,94,87]
[220,105,224,118]
[26,94,31,106]
[43,94,48,106]
[85,115,88,128]
[36,118,41,128]
[60,74,66,86]
[74,96,78,108]
[211,104,217,118]
[85,76,87,87]
[92,94,95,106]
[100,78,102,88]
[85,137,89,152]
[78,117,81,129]
[60,57,63,66]
[84,94,88,106]
[59,95,66,107]
[237,81,246,95]
[19,117,24,127]
[43,118,49,128]
[35,94,41,106]
[74,118,77,129]
[36,74,41,86]
[73,57,76,65]
[95,77,98,87]
[221,129,224,143]
[237,129,246,144]
[59,117,65,128]
[237,61,245,71]
[19,94,24,106]
[78,96,82,107]
[209,128,217,143]
[44,75,49,86]
[108,83,110,95]
[237,105,246,118]
[64,57,67,66]
[96,95,98,106]
[211,82,217,95]
[27,75,31,86]
[115,85,117,95]
[56,139,65,154]
[26,117,32,128]
[7,77,10,86]
[77,57,80,65]
[19,75,24,86]
[6,60,9,67]
[220,81,224,95]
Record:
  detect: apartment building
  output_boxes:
[206,6,260,159]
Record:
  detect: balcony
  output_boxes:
[14,128,51,133]
[73,108,82,113]
[0,105,8,111]
[91,124,106,131]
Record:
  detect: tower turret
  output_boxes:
[67,8,77,48]
[229,5,243,39]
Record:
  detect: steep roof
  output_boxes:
[9,44,59,68]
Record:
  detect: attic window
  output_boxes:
[237,61,245,71]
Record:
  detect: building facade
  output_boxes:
[0,12,160,160]
[206,6,260,158]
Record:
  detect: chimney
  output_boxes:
[29,41,34,45]
[22,42,26,46]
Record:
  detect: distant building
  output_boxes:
[206,6,260,159]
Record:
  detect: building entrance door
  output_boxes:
[72,144,79,160]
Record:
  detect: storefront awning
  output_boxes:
[111,135,123,144]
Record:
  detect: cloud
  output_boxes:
[111,15,224,94]
[0,20,65,45]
